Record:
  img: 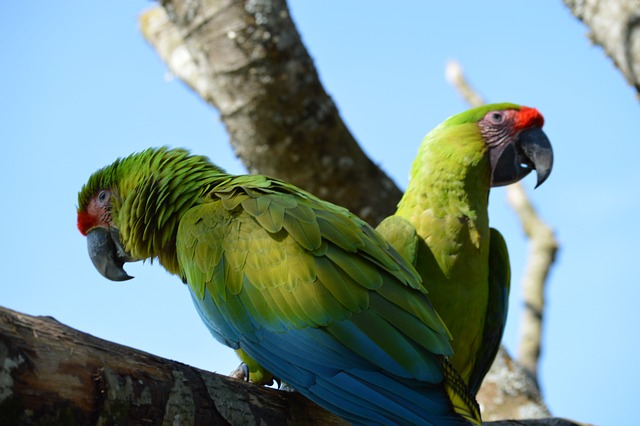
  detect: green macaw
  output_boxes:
[77,147,481,425]
[377,103,553,395]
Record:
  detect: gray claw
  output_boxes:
[229,362,250,382]
[241,362,250,382]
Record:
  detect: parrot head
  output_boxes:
[77,175,135,282]
[77,147,222,282]
[474,103,553,188]
[414,103,553,193]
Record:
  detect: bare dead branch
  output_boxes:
[445,60,486,108]
[507,184,559,382]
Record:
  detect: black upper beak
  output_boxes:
[87,227,133,281]
[490,127,554,188]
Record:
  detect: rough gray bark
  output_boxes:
[564,0,640,94]
[0,306,588,425]
[0,305,345,425]
[141,0,401,225]
[475,347,550,422]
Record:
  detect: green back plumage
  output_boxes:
[177,175,452,355]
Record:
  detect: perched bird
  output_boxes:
[77,147,480,425]
[377,103,553,395]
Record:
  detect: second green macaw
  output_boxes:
[377,103,553,395]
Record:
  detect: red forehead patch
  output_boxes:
[77,210,97,236]
[516,106,544,130]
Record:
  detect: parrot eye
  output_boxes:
[98,190,109,204]
[489,112,504,124]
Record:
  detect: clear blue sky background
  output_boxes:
[2,2,638,425]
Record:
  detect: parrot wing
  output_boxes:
[376,215,420,268]
[176,176,475,425]
[467,228,510,395]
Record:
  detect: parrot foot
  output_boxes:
[229,362,280,388]
[226,359,293,391]
[229,362,251,382]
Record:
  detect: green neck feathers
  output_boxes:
[398,120,491,223]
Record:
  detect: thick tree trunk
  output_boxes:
[141,0,402,225]
[564,0,640,95]
[0,306,587,425]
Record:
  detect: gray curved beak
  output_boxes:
[87,227,133,281]
[491,127,554,188]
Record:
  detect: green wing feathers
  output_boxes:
[376,215,421,269]
[177,177,453,365]
[467,228,511,395]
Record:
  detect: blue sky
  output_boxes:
[2,2,638,425]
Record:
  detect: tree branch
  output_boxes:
[563,0,640,95]
[445,60,486,107]
[0,306,587,425]
[0,305,345,425]
[140,0,401,225]
[507,185,559,382]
